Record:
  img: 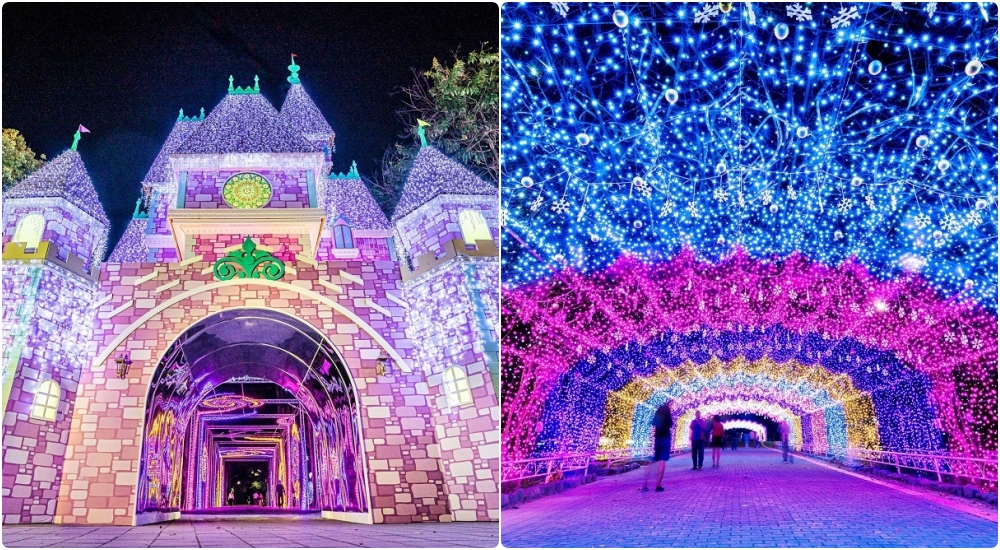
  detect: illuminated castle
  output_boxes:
[1,59,499,526]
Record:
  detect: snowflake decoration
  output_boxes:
[864,195,876,210]
[972,338,983,349]
[787,3,813,22]
[943,332,955,343]
[633,178,652,198]
[745,1,756,25]
[788,289,798,300]
[713,188,730,202]
[965,211,983,228]
[960,334,969,346]
[850,303,860,313]
[925,2,937,17]
[499,208,509,227]
[773,285,782,296]
[740,292,750,303]
[551,198,570,214]
[530,194,544,212]
[924,314,935,325]
[686,201,700,217]
[913,213,932,229]
[941,213,963,234]
[891,1,903,11]
[787,187,798,201]
[551,1,570,17]
[837,198,853,213]
[659,200,676,217]
[694,3,720,23]
[830,6,860,29]
[761,189,773,205]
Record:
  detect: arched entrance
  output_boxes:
[136,308,368,523]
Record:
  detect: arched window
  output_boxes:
[333,224,354,249]
[443,366,473,407]
[458,210,491,246]
[13,214,45,251]
[31,380,61,422]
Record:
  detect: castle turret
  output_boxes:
[1,129,108,523]
[392,144,500,522]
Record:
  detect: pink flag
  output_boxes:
[291,53,297,58]
[78,125,90,133]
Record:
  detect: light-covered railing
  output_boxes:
[798,445,998,485]
[503,446,692,484]
[502,452,594,484]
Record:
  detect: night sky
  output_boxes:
[2,3,498,253]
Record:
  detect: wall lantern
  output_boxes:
[375,352,391,377]
[114,353,132,380]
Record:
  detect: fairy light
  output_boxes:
[500,2,998,307]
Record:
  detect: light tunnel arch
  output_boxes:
[596,356,875,455]
[502,251,994,463]
[527,323,942,459]
[129,303,375,524]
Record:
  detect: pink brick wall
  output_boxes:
[3,204,104,271]
[183,170,310,209]
[395,197,499,265]
[53,257,482,525]
[191,234,305,263]
[402,263,500,521]
[2,263,99,524]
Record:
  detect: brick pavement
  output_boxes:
[501,448,998,548]
[1,514,498,548]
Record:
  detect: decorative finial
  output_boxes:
[133,198,143,218]
[348,161,359,178]
[228,75,235,93]
[254,75,260,92]
[200,107,205,119]
[71,124,90,151]
[416,119,430,147]
[177,108,185,122]
[288,54,301,84]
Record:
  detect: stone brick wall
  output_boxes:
[3,203,104,272]
[52,257,479,525]
[395,196,499,266]
[183,170,310,209]
[191,234,305,263]
[1,263,99,524]
[402,260,500,521]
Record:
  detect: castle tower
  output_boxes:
[1,132,109,523]
[392,145,500,521]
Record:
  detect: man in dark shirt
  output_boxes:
[641,401,673,492]
[690,410,707,470]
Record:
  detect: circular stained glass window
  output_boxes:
[222,173,272,209]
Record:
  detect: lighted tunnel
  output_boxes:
[502,252,997,465]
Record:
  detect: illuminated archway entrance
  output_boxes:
[136,308,368,523]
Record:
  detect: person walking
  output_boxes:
[730,433,738,451]
[743,432,750,448]
[689,411,706,470]
[710,416,725,467]
[276,480,286,507]
[779,420,794,463]
[227,488,235,506]
[642,400,673,492]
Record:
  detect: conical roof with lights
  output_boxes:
[392,147,497,221]
[6,149,109,225]
[175,76,314,155]
[143,111,203,184]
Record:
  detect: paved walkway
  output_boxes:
[502,448,998,548]
[1,514,498,548]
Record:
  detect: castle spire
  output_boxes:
[228,75,235,93]
[288,54,301,84]
[70,124,90,151]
